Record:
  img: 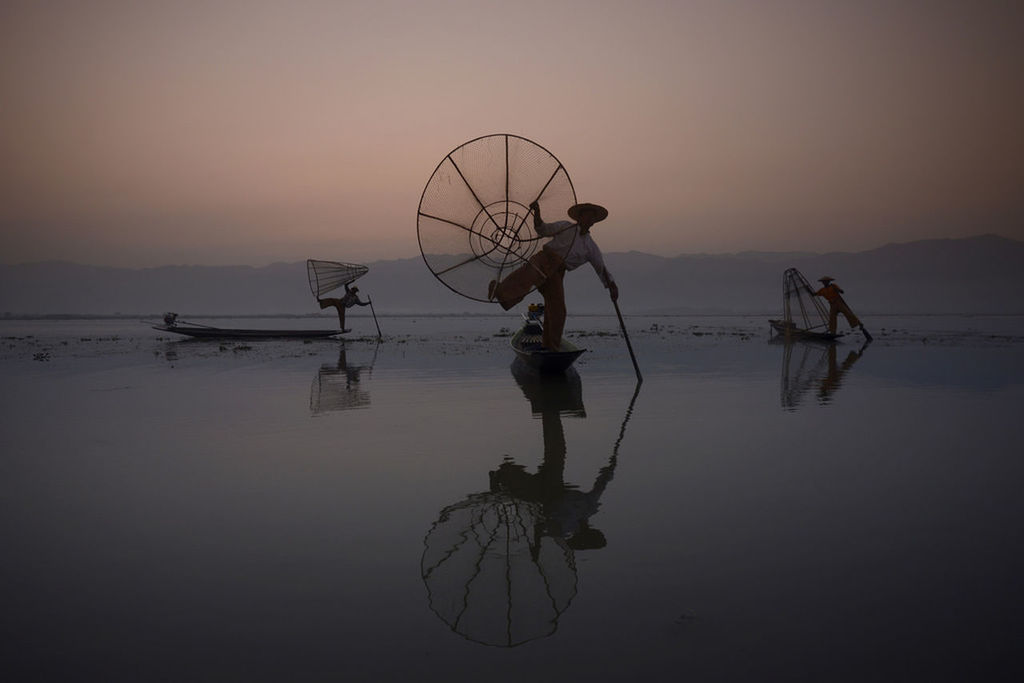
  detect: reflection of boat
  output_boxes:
[769,268,841,341]
[509,304,585,374]
[511,359,585,417]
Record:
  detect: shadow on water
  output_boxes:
[775,336,870,411]
[420,361,640,647]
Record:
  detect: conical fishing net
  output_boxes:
[421,492,577,647]
[417,134,577,302]
[307,259,369,298]
[779,267,832,335]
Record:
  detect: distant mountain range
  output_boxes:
[2,234,1022,316]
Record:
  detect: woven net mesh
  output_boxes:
[781,267,831,333]
[421,492,577,647]
[417,134,576,302]
[307,259,368,298]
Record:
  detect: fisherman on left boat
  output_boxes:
[318,283,370,331]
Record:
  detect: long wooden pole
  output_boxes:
[612,298,642,384]
[370,301,382,339]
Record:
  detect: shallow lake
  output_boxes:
[2,314,1023,681]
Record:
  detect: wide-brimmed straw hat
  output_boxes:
[567,203,608,224]
[819,276,835,283]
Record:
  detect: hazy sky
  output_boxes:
[2,0,1022,267]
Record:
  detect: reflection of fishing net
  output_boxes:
[307,259,369,298]
[421,492,577,647]
[778,267,831,335]
[779,339,830,411]
[309,364,370,414]
[417,134,577,302]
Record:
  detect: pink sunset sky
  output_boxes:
[2,0,1022,268]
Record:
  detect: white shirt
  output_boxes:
[538,220,615,288]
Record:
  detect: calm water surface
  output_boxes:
[2,315,1023,681]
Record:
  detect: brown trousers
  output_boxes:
[319,298,348,329]
[493,249,567,350]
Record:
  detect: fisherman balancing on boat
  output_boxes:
[814,276,873,341]
[489,202,618,350]
[318,283,369,332]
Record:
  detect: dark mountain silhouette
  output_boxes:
[1,234,1021,316]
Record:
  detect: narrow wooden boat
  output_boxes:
[152,323,341,340]
[768,318,839,342]
[509,305,585,374]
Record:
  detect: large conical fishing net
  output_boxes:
[417,134,577,302]
[777,267,833,336]
[307,259,368,298]
[420,492,577,647]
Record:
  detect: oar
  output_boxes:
[367,298,382,339]
[612,298,642,384]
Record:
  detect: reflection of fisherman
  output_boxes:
[334,347,364,387]
[814,277,873,341]
[489,400,615,555]
[318,283,369,331]
[489,202,618,351]
[818,341,867,403]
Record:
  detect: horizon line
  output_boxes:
[0,232,1017,270]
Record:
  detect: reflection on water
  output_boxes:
[778,337,869,410]
[309,344,378,414]
[421,361,638,647]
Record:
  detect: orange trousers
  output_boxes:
[827,296,860,333]
[493,249,567,350]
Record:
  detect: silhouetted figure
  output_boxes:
[318,283,369,331]
[490,202,618,350]
[814,276,873,340]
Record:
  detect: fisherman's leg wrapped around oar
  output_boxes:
[318,298,346,328]
[491,249,564,311]
[833,295,861,329]
[537,267,567,350]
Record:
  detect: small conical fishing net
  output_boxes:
[307,259,368,298]
[421,492,577,647]
[777,267,832,336]
[417,134,577,302]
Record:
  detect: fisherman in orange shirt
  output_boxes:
[814,277,872,341]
